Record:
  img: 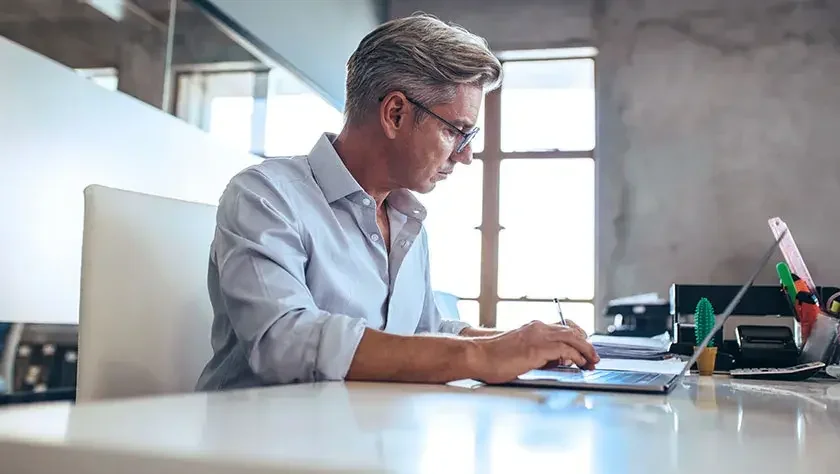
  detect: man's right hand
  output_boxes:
[470,321,600,384]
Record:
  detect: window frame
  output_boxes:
[467,51,597,328]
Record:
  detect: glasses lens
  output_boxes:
[457,128,479,153]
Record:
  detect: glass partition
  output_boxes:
[0,0,342,151]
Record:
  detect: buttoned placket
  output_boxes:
[386,210,419,285]
[355,193,389,284]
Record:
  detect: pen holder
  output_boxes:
[800,311,840,365]
[694,346,718,375]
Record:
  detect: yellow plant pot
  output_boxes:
[694,346,718,376]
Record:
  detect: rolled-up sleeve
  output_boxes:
[213,169,366,384]
[415,229,472,336]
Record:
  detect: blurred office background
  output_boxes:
[1,0,839,397]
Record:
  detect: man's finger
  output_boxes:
[546,331,600,363]
[567,320,588,337]
[550,346,586,369]
[553,319,588,339]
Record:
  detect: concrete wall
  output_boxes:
[205,0,386,111]
[389,0,840,323]
[595,0,840,313]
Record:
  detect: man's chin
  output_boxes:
[413,183,435,194]
[407,178,436,194]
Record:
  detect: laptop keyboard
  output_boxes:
[582,370,661,385]
[521,369,662,385]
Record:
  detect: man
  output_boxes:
[196,13,599,391]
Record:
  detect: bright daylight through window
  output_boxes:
[174,65,342,157]
[416,52,596,334]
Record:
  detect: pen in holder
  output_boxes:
[777,262,820,346]
[694,298,717,375]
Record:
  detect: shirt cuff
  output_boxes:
[318,314,367,380]
[438,319,472,335]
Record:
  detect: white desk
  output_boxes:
[0,376,837,473]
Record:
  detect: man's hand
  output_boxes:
[557,319,588,340]
[469,320,600,384]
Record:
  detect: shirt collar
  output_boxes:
[307,132,427,221]
[307,133,363,203]
[387,190,427,222]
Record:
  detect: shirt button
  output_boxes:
[400,240,408,248]
[370,234,380,242]
[362,198,371,206]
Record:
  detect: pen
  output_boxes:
[791,273,820,342]
[553,298,567,326]
[776,262,798,309]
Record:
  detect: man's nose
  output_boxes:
[451,145,473,165]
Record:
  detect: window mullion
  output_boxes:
[479,88,502,328]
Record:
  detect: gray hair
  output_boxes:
[344,13,502,126]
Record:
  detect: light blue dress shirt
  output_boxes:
[196,133,471,390]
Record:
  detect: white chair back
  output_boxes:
[77,185,217,402]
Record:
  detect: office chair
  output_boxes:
[76,185,217,402]
[433,291,461,320]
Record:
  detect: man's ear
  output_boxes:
[380,92,408,139]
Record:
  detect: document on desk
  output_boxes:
[596,357,686,375]
[589,333,672,360]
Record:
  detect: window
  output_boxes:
[415,161,484,299]
[501,59,595,152]
[423,50,597,332]
[264,67,344,156]
[456,300,480,329]
[496,302,595,335]
[497,159,594,301]
[208,96,255,153]
[175,70,257,152]
[174,65,342,156]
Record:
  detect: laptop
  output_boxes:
[499,229,787,394]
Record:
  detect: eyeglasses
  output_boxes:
[379,94,479,154]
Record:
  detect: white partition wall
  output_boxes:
[0,36,261,324]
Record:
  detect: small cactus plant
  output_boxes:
[694,298,716,347]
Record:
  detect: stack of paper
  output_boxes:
[588,333,672,360]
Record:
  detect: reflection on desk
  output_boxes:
[0,376,837,473]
